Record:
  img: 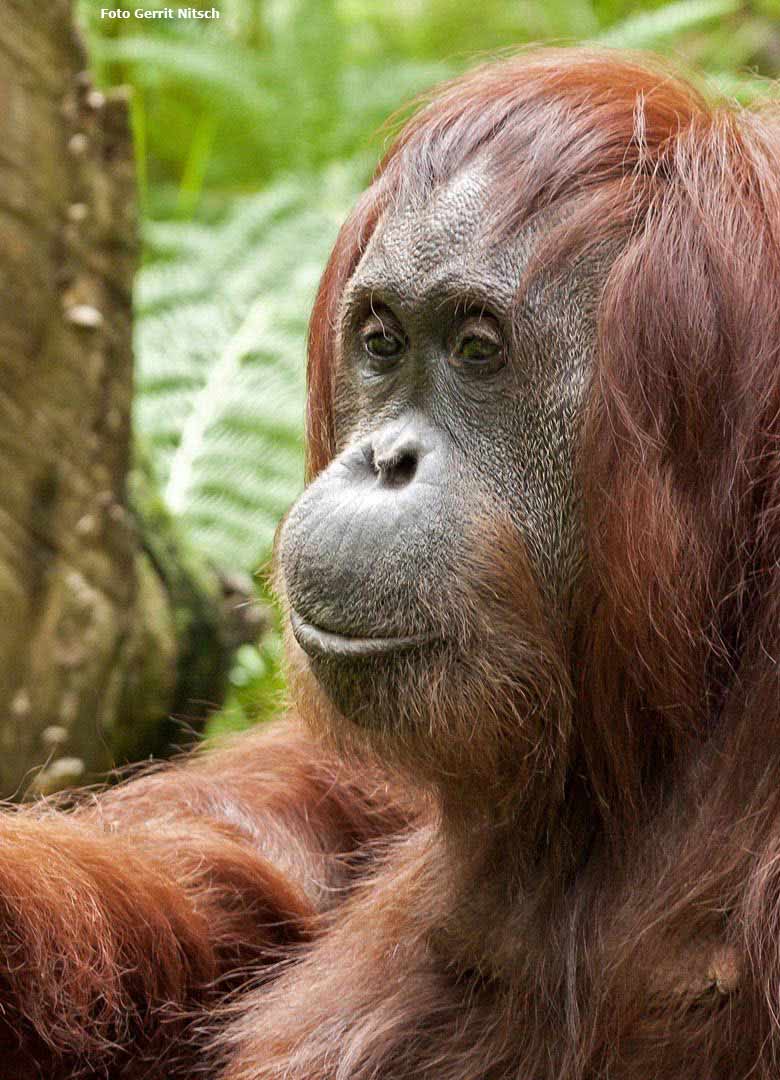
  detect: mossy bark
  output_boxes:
[0,0,253,796]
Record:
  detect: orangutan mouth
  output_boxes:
[290,611,431,660]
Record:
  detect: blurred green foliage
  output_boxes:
[77,0,780,736]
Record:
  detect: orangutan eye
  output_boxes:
[451,318,505,375]
[458,336,499,361]
[364,331,404,361]
[359,309,406,373]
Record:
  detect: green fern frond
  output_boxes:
[134,164,365,574]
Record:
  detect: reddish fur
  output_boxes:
[0,722,408,1076]
[3,45,780,1079]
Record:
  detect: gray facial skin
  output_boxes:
[278,163,595,725]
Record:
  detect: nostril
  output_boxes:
[376,449,418,488]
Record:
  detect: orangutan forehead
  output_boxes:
[372,164,494,264]
[350,162,536,310]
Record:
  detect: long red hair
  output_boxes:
[303,49,780,1069]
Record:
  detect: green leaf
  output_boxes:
[134,164,366,574]
[597,0,741,49]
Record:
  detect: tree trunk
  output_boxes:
[0,0,251,796]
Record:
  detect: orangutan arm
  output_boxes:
[0,718,407,1078]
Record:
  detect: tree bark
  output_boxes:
[0,0,250,796]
